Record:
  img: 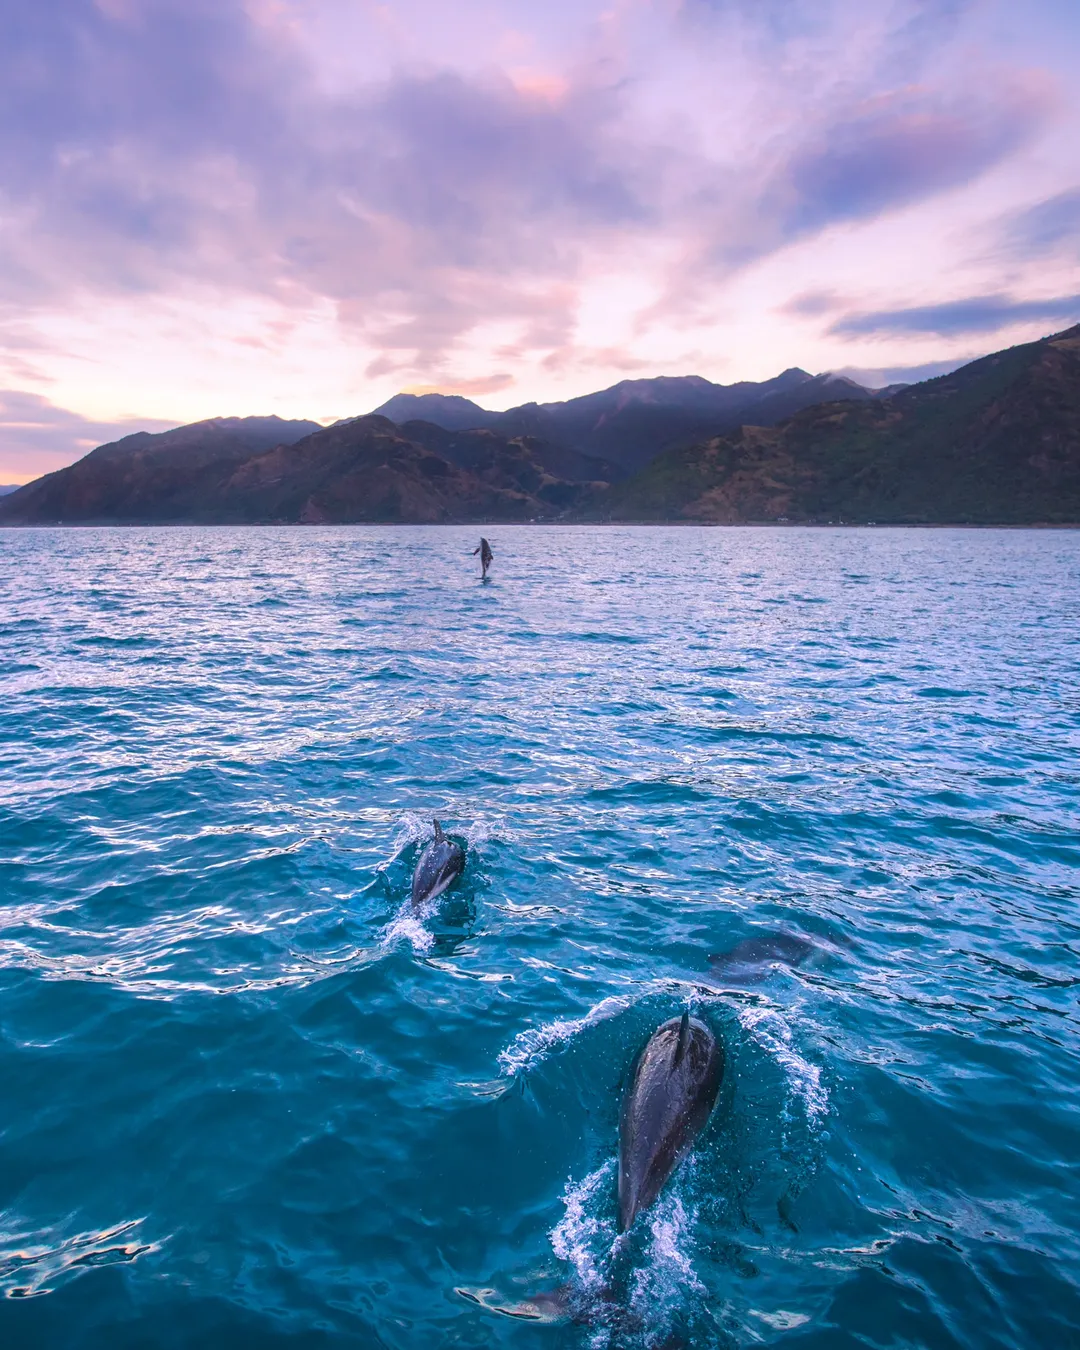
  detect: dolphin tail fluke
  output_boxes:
[672,1011,691,1069]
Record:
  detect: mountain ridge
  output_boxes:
[1,331,1076,524]
[596,327,1080,525]
[373,368,893,476]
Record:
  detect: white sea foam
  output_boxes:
[549,1161,618,1296]
[379,902,436,955]
[738,1004,829,1123]
[628,1193,703,1341]
[498,993,633,1075]
[551,1165,705,1349]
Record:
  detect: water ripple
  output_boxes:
[0,525,1077,1349]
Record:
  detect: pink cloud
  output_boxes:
[0,390,176,481]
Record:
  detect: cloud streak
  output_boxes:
[830,294,1080,338]
[0,390,175,482]
[778,83,1051,236]
[998,188,1080,259]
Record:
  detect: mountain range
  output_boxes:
[0,329,1076,525]
[371,367,903,477]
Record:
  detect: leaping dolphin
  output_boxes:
[411,819,465,908]
[618,1013,723,1232]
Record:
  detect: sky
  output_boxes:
[1,0,1078,482]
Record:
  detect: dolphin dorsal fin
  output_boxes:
[672,1012,691,1069]
[433,819,445,840]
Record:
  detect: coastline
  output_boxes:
[2,519,1079,530]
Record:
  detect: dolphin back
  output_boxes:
[411,825,465,906]
[708,931,815,985]
[617,1014,723,1231]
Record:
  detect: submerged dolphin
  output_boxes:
[707,931,816,985]
[618,1013,723,1232]
[411,819,465,907]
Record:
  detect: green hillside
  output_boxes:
[600,327,1080,524]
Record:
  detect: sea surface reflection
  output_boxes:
[0,525,1077,1348]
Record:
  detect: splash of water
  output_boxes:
[391,810,500,856]
[379,901,436,956]
[549,1160,619,1297]
[738,1004,828,1123]
[498,994,634,1075]
[628,1193,703,1343]
[551,1165,707,1349]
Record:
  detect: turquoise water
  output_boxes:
[1,525,1078,1349]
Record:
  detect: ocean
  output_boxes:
[0,524,1077,1349]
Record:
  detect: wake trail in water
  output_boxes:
[549,1164,705,1349]
[498,993,634,1075]
[738,1003,829,1124]
[379,810,496,956]
[549,1160,618,1298]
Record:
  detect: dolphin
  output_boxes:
[411,819,465,907]
[707,931,816,985]
[618,1013,723,1232]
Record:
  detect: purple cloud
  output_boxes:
[0,390,174,481]
[998,188,1080,258]
[778,84,1051,235]
[0,0,1074,408]
[829,294,1080,338]
[0,0,655,377]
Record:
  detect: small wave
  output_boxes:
[751,1308,811,1331]
[498,994,633,1076]
[738,1005,828,1123]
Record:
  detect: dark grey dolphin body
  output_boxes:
[411,819,465,907]
[708,931,816,985]
[618,1014,723,1231]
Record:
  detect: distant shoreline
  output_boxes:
[2,520,1078,531]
